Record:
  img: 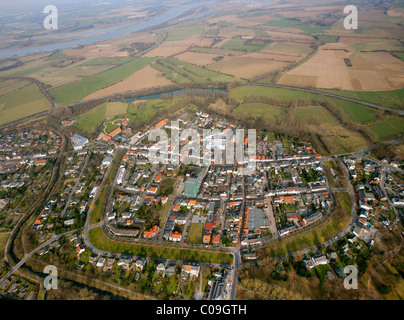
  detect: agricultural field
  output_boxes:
[230,85,312,103]
[50,57,155,105]
[208,57,289,80]
[165,24,206,42]
[220,39,264,52]
[173,51,225,67]
[229,84,396,154]
[234,103,286,122]
[0,79,31,96]
[230,85,380,125]
[151,58,236,84]
[294,106,339,126]
[320,129,370,155]
[368,117,404,141]
[262,42,314,57]
[318,88,404,111]
[0,81,52,126]
[326,98,377,124]
[82,65,173,101]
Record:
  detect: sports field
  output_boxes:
[186,223,204,244]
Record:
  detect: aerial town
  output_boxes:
[0,108,403,300]
[0,0,403,305]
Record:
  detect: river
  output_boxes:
[0,1,213,59]
[112,87,227,103]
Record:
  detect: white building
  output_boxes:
[116,166,126,185]
[71,134,89,150]
[102,156,113,167]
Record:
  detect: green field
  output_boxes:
[159,199,173,228]
[187,223,204,244]
[6,63,50,77]
[166,24,205,41]
[0,79,31,96]
[105,123,120,134]
[72,103,107,136]
[88,227,233,264]
[230,85,377,124]
[235,103,286,121]
[80,57,126,66]
[368,117,404,141]
[231,85,310,102]
[353,39,404,52]
[45,50,70,61]
[328,98,376,123]
[315,35,340,43]
[263,16,330,35]
[0,83,52,126]
[294,106,339,126]
[89,187,109,225]
[319,88,404,110]
[0,233,9,260]
[207,28,219,36]
[392,52,404,62]
[152,58,236,84]
[220,39,263,52]
[126,98,178,124]
[50,57,155,105]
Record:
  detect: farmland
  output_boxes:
[151,58,236,84]
[278,49,404,91]
[228,84,401,154]
[82,65,173,101]
[263,16,331,35]
[0,81,52,126]
[230,85,377,124]
[319,88,404,110]
[368,117,404,141]
[208,57,289,80]
[220,39,264,52]
[235,103,286,122]
[49,57,155,105]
